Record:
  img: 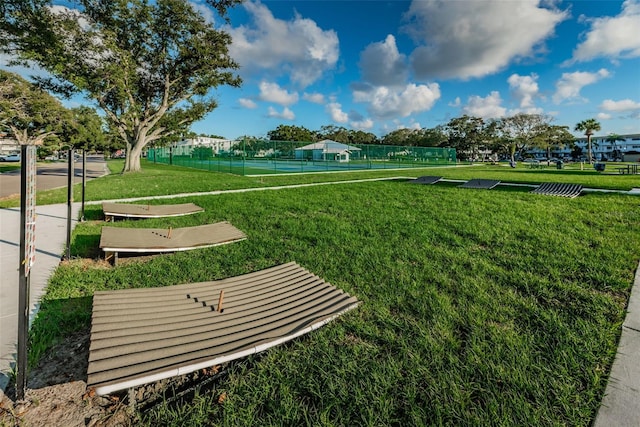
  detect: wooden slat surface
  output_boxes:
[408,176,442,185]
[99,222,246,252]
[102,202,203,219]
[459,179,501,189]
[531,182,583,198]
[88,262,360,395]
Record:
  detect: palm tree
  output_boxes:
[574,118,601,163]
[605,133,625,160]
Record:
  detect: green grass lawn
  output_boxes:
[28,166,640,426]
[1,159,638,208]
[0,164,21,173]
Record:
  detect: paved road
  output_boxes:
[0,155,109,198]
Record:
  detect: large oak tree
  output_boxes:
[0,70,69,145]
[496,113,549,163]
[1,0,242,172]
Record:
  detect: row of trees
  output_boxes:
[0,70,121,158]
[257,115,605,163]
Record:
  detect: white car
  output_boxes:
[0,154,21,162]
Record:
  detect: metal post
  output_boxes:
[17,145,30,401]
[65,148,73,260]
[81,149,86,222]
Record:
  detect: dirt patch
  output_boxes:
[0,330,134,426]
[0,330,227,426]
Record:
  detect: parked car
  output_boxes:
[0,154,21,162]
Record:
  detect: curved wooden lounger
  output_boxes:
[102,202,203,221]
[531,182,583,198]
[100,221,246,264]
[87,261,360,395]
[408,176,443,185]
[459,179,501,189]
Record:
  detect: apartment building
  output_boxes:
[172,136,233,156]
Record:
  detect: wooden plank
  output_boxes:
[87,262,360,395]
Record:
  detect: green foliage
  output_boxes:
[317,124,350,143]
[531,124,575,160]
[494,113,552,162]
[575,119,601,163]
[64,106,107,151]
[0,70,70,145]
[443,115,490,160]
[605,133,625,160]
[2,0,242,172]
[267,124,316,142]
[382,126,446,147]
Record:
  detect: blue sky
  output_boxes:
[197,0,640,140]
[3,0,640,140]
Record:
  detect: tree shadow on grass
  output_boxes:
[71,233,102,259]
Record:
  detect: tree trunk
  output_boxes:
[587,136,593,164]
[123,142,144,172]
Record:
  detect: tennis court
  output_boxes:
[149,142,457,176]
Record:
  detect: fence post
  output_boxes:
[81,149,86,222]
[64,148,73,261]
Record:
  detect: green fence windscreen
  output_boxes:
[148,140,457,176]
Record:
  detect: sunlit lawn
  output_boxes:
[0,164,21,173]
[27,166,640,426]
[1,159,638,209]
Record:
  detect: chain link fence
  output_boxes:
[148,140,456,175]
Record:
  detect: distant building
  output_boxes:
[0,134,19,156]
[294,140,361,162]
[529,133,640,161]
[172,136,233,156]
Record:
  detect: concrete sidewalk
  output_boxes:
[594,262,640,427]
[0,203,80,390]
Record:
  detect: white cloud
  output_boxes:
[267,106,295,120]
[405,0,568,80]
[596,112,612,120]
[350,118,374,130]
[324,103,375,129]
[353,83,441,119]
[507,73,539,108]
[600,98,640,111]
[258,81,299,106]
[569,0,640,63]
[228,1,339,88]
[238,98,257,109]
[188,1,216,24]
[552,68,610,104]
[326,102,349,123]
[448,97,461,107]
[303,92,325,104]
[461,91,507,118]
[359,34,408,86]
[394,120,422,131]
